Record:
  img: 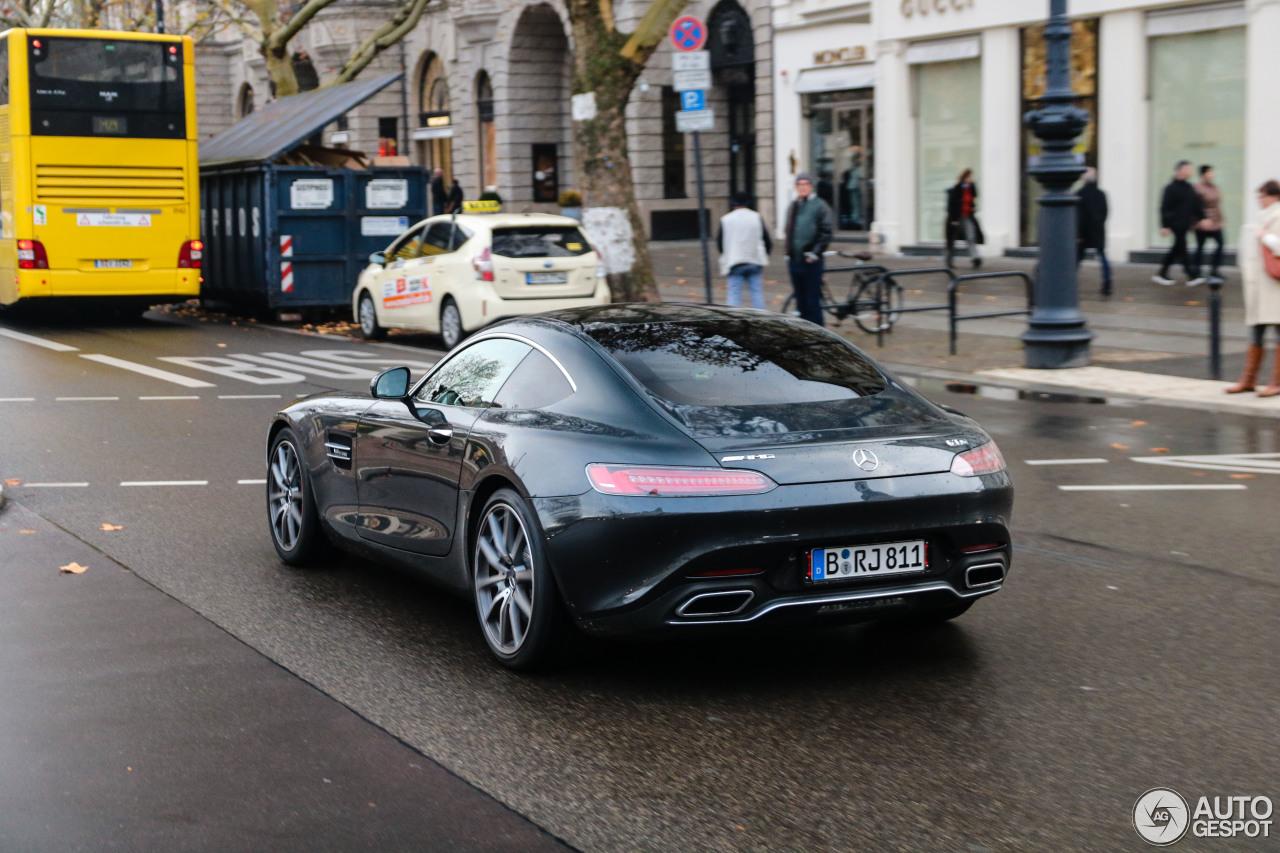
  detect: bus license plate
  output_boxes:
[94,260,133,269]
[526,272,567,284]
[808,539,927,582]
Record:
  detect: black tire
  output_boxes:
[439,297,464,350]
[267,428,323,566]
[472,488,569,670]
[357,292,386,340]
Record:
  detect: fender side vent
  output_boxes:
[325,433,352,470]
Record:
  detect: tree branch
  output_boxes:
[329,0,431,86]
[619,0,687,62]
[265,0,340,52]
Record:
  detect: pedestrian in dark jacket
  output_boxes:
[1076,168,1112,296]
[945,169,983,269]
[1154,160,1205,286]
[1194,164,1225,281]
[784,173,834,326]
[430,168,446,216]
[445,178,464,214]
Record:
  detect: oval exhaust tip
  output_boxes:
[676,590,754,618]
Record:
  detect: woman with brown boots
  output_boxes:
[1228,180,1280,395]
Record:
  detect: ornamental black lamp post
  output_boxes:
[1021,0,1093,368]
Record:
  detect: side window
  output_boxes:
[490,350,574,410]
[422,222,455,255]
[415,338,531,409]
[449,224,472,251]
[387,223,426,261]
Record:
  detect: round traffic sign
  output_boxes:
[669,16,706,52]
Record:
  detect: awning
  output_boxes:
[795,63,875,94]
[200,72,403,166]
[905,36,980,65]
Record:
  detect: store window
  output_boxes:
[915,58,981,243]
[476,71,497,193]
[1148,26,1245,246]
[378,117,399,157]
[417,53,453,179]
[1020,19,1098,247]
[661,86,686,199]
[806,88,874,232]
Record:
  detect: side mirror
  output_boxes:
[369,251,386,266]
[370,366,411,399]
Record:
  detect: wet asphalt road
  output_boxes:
[0,308,1276,852]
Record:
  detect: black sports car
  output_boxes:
[266,304,1013,669]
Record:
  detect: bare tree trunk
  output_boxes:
[568,0,687,303]
[262,36,300,97]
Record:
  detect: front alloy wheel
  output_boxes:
[358,292,385,340]
[472,489,565,669]
[268,429,321,565]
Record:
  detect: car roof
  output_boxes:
[434,212,583,228]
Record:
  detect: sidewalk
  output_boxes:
[649,242,1280,418]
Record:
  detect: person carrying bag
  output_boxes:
[1228,180,1280,396]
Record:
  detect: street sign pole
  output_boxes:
[692,130,712,305]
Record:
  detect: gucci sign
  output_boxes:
[901,0,974,16]
[813,46,866,66]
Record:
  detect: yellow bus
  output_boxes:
[0,29,200,308]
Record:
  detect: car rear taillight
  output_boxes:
[179,240,203,269]
[586,464,777,497]
[17,239,48,269]
[473,246,494,281]
[950,442,1006,477]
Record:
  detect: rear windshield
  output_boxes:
[584,316,904,436]
[491,226,592,258]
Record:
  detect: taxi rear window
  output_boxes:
[491,226,592,258]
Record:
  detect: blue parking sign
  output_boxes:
[680,90,706,112]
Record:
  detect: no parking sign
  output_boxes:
[669,16,706,52]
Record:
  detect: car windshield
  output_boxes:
[491,226,592,258]
[584,315,913,436]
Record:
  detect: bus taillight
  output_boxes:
[179,240,203,269]
[18,240,48,269]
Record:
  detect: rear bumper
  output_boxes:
[533,471,1014,637]
[11,268,200,300]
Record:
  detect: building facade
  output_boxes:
[773,0,1280,260]
[195,0,775,238]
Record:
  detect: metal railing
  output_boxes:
[947,271,1035,355]
[872,267,955,348]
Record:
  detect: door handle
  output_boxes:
[427,426,453,445]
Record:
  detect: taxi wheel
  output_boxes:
[440,298,464,350]
[358,292,385,340]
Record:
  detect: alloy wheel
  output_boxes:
[269,440,305,551]
[359,295,378,337]
[441,301,462,349]
[474,503,536,655]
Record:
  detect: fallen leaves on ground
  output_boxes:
[1111,443,1129,450]
[765,279,779,285]
[60,562,88,574]
[1129,420,1148,426]
[985,295,998,301]
[677,278,687,285]
[1230,473,1255,479]
[1149,447,1170,453]
[19,529,36,534]
[1185,301,1201,307]
[216,343,227,348]
[4,478,19,486]
[99,523,123,531]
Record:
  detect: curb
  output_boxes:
[885,361,1280,420]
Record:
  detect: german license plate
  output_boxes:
[526,272,567,284]
[94,259,133,269]
[808,539,927,582]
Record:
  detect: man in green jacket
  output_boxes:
[784,173,834,325]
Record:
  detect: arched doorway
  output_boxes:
[509,4,572,203]
[708,0,755,203]
[416,53,453,180]
[237,83,255,118]
[476,71,496,195]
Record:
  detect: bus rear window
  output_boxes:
[29,37,185,138]
[491,226,592,258]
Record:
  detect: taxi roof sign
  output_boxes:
[462,200,501,213]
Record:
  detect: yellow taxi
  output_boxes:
[352,203,611,348]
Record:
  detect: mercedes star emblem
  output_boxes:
[852,448,879,471]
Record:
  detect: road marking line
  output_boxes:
[56,396,119,401]
[22,482,90,487]
[139,395,200,400]
[237,479,267,485]
[0,328,79,351]
[1058,484,1248,492]
[0,397,35,402]
[80,354,216,388]
[218,394,283,399]
[1025,458,1109,466]
[1132,453,1280,475]
[120,480,209,487]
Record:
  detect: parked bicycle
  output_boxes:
[781,250,902,334]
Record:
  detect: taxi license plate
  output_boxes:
[94,260,133,269]
[808,539,927,582]
[526,272,567,284]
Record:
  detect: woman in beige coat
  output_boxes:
[1228,180,1280,396]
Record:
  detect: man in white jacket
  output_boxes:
[716,192,772,310]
